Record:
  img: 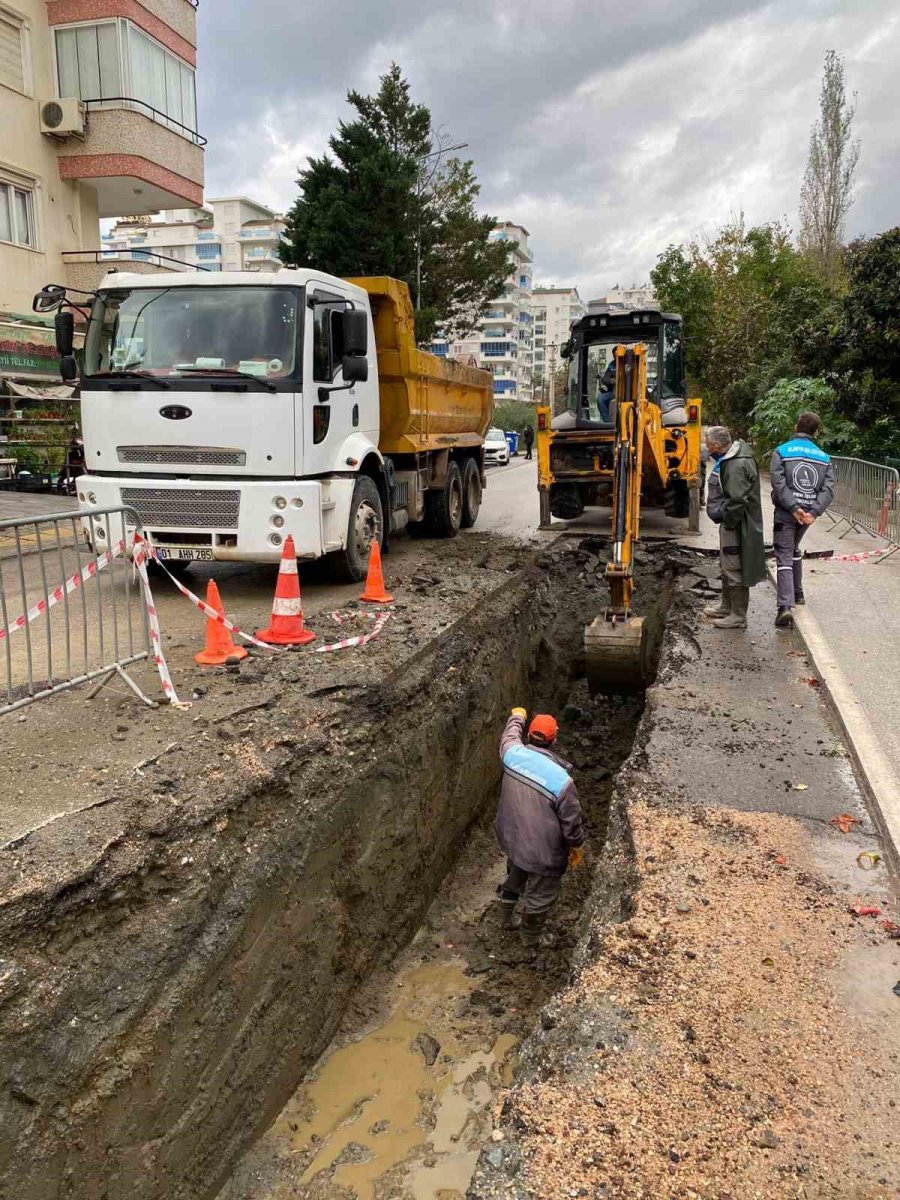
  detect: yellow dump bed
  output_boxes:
[347,277,493,456]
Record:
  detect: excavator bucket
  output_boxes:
[584,612,648,696]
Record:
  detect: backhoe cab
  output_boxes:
[535,307,702,695]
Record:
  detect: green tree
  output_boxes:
[652,217,835,432]
[279,64,510,344]
[824,228,900,459]
[799,51,860,283]
[749,377,857,458]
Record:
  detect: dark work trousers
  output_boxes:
[499,860,561,915]
[773,511,806,608]
[719,524,743,587]
[525,443,533,460]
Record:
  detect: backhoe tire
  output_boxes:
[426,460,464,538]
[549,483,584,521]
[461,458,482,529]
[330,475,384,582]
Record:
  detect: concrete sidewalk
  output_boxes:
[765,505,900,864]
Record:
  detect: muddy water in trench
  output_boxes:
[221,680,642,1200]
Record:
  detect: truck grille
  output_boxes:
[117,446,246,467]
[121,487,241,529]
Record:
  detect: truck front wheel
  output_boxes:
[426,460,464,538]
[460,459,482,529]
[332,475,384,582]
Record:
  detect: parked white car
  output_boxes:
[484,427,510,466]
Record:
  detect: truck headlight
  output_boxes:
[88,491,97,504]
[273,496,287,510]
[269,533,283,547]
[271,515,285,529]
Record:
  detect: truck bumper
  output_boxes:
[76,475,353,563]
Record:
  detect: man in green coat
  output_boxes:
[703,426,766,629]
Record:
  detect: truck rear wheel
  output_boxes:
[426,460,464,538]
[460,459,482,529]
[331,475,383,582]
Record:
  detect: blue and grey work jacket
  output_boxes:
[770,436,835,517]
[495,714,584,877]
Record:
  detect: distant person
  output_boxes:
[495,707,584,949]
[770,412,835,628]
[597,357,616,423]
[523,423,535,460]
[703,426,766,629]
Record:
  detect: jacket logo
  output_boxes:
[160,405,192,421]
[794,463,820,491]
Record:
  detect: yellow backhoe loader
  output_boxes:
[535,307,702,695]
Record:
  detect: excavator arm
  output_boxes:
[584,344,651,695]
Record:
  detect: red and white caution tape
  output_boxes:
[132,533,190,710]
[314,611,391,653]
[0,538,125,642]
[822,548,890,564]
[145,541,277,651]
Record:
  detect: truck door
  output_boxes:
[301,287,375,477]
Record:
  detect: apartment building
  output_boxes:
[587,283,657,312]
[531,285,584,395]
[103,198,284,273]
[0,0,203,379]
[435,221,534,402]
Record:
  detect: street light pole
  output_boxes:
[415,141,468,311]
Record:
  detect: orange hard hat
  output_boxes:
[528,714,558,744]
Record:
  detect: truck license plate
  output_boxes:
[156,547,214,561]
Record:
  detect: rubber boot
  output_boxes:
[703,586,731,619]
[497,899,522,930]
[775,607,794,628]
[711,586,749,629]
[520,911,557,949]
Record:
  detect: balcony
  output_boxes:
[239,228,279,241]
[62,248,198,292]
[55,100,204,217]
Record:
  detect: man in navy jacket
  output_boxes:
[770,412,835,627]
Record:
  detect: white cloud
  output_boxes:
[198,0,900,298]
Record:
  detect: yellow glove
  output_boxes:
[511,707,527,720]
[568,846,585,869]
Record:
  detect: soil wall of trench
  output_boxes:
[0,542,675,1200]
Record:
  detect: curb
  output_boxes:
[766,563,900,875]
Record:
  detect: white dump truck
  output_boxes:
[36,272,493,580]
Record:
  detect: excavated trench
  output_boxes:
[0,537,686,1200]
[215,544,678,1200]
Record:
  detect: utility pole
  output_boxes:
[415,140,468,311]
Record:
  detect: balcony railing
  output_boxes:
[83,98,207,147]
[62,249,207,272]
[238,229,278,240]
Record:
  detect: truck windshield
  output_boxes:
[83,286,299,381]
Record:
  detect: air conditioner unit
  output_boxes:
[40,98,86,139]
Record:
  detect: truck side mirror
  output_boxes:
[34,285,66,313]
[342,310,368,357]
[60,355,78,383]
[342,354,368,384]
[55,310,74,356]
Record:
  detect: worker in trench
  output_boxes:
[494,708,585,949]
[703,425,766,629]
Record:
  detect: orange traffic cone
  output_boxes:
[360,539,393,604]
[256,535,315,645]
[195,580,249,666]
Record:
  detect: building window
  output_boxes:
[0,176,36,248]
[55,20,197,135]
[196,241,220,260]
[0,6,29,94]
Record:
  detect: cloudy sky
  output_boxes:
[197,0,899,300]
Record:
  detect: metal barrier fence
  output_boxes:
[828,457,900,557]
[0,506,153,715]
